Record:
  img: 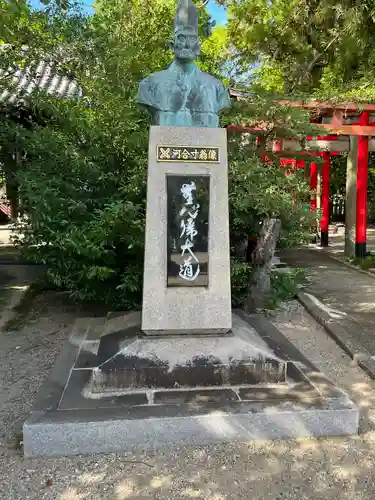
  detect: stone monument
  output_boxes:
[23,0,359,458]
[138,0,232,335]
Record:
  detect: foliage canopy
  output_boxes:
[219,0,375,98]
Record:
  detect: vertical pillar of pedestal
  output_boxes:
[310,160,318,211]
[355,112,370,259]
[320,153,330,246]
[142,126,232,335]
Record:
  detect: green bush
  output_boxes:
[230,260,253,308]
[268,268,306,307]
[352,253,375,270]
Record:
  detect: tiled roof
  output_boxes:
[0,58,240,106]
[0,60,81,105]
[229,88,252,98]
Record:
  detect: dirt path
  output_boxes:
[281,247,375,356]
[0,264,45,331]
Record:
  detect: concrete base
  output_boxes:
[23,311,359,457]
[24,399,358,458]
[90,311,287,393]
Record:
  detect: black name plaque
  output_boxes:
[157,146,219,163]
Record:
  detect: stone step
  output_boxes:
[79,382,320,407]
[91,322,288,392]
[91,356,287,392]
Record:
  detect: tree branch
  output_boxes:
[293,31,343,90]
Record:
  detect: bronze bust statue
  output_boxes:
[137,0,231,128]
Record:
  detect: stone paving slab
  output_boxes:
[282,248,375,380]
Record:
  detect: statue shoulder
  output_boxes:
[140,68,170,87]
[199,70,231,110]
[137,69,171,108]
[199,70,223,86]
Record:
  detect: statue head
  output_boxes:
[170,0,200,62]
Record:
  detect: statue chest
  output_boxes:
[154,109,219,127]
[159,76,217,114]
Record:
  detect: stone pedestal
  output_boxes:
[142,126,231,335]
[90,312,286,394]
[23,311,359,458]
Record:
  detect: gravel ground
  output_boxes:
[0,291,96,457]
[2,297,375,499]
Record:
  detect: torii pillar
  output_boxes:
[310,159,318,211]
[355,111,370,258]
[320,152,330,246]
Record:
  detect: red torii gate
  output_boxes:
[279,104,373,257]
[275,133,340,247]
[228,94,375,258]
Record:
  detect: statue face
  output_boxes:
[171,28,200,61]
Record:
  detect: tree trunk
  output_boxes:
[4,150,20,221]
[345,136,358,257]
[245,218,281,312]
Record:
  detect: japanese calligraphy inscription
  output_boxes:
[167,175,209,287]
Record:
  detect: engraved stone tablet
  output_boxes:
[166,175,209,287]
